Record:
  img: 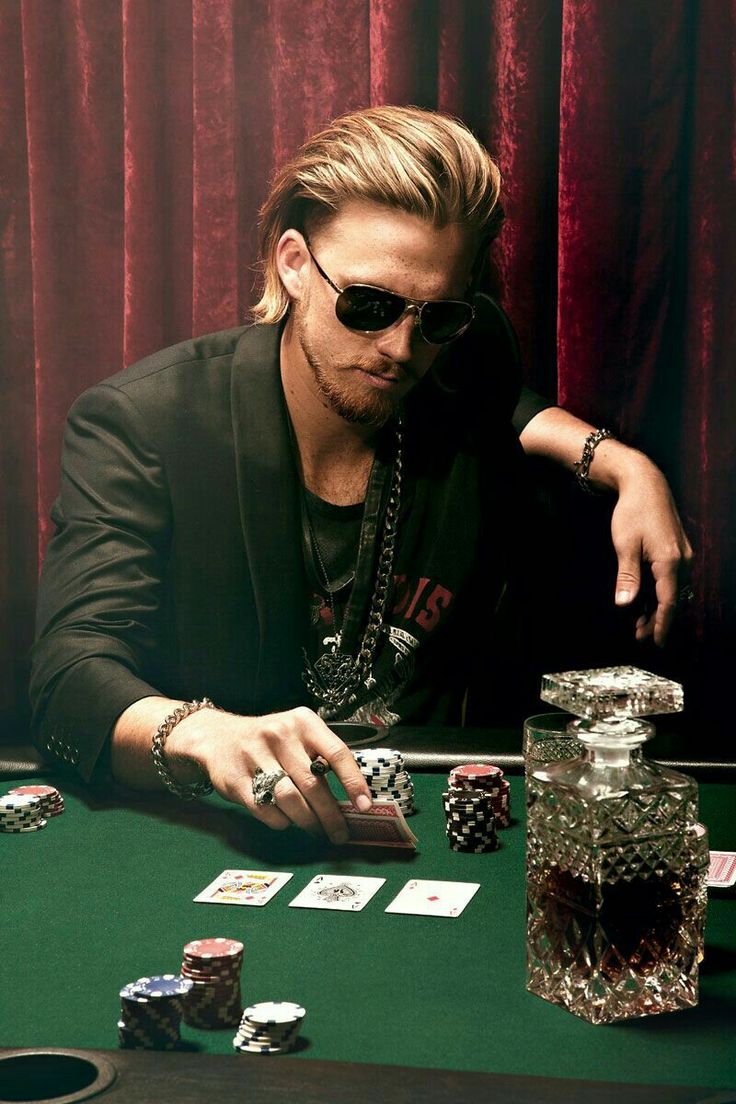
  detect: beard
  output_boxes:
[294,310,407,428]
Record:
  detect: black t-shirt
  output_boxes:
[300,294,534,728]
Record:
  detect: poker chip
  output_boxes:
[8,785,65,818]
[118,975,192,1050]
[181,937,244,1029]
[444,763,512,839]
[0,793,46,832]
[443,770,506,853]
[354,748,403,764]
[233,1002,305,1055]
[132,975,193,999]
[243,1001,306,1024]
[0,820,48,833]
[449,763,504,785]
[183,937,243,960]
[353,748,416,816]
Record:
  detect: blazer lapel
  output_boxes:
[230,323,308,710]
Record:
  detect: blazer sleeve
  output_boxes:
[29,383,172,782]
[449,294,556,433]
[513,385,556,436]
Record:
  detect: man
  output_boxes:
[30,106,691,845]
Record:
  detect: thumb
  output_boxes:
[615,553,641,606]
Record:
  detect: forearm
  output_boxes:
[518,406,657,493]
[110,695,221,791]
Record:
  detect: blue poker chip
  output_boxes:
[132,975,193,999]
[120,983,150,1003]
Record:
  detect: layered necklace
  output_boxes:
[302,420,403,716]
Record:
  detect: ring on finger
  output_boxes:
[252,767,289,807]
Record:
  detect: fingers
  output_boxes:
[632,557,684,647]
[608,464,695,646]
[213,761,293,832]
[207,706,372,844]
[650,558,681,647]
[278,708,373,842]
[614,549,641,607]
[311,735,373,813]
[276,752,350,844]
[257,769,330,840]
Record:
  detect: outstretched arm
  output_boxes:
[518,405,693,646]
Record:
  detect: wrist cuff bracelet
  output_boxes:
[151,698,218,800]
[573,428,614,493]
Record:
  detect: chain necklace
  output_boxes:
[302,421,403,715]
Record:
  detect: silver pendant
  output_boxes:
[303,643,360,707]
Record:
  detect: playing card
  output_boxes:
[384,878,480,918]
[707,851,736,889]
[336,800,418,849]
[288,874,386,912]
[194,869,293,906]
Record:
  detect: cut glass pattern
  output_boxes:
[540,665,684,720]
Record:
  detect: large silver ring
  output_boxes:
[678,585,695,604]
[252,767,288,806]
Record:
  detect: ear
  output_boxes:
[276,230,310,302]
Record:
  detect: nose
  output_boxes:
[373,308,422,363]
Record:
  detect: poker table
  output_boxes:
[1,727,735,1104]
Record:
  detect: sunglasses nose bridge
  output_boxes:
[384,303,428,348]
[400,302,421,323]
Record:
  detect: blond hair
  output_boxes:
[252,105,503,323]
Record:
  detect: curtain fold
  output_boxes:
[1,0,733,737]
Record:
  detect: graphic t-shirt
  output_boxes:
[300,325,531,730]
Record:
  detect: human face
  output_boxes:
[286,201,477,427]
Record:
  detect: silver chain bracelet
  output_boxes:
[573,428,614,493]
[151,698,219,800]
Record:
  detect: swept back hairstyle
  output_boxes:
[252,105,503,323]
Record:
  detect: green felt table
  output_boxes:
[2,768,735,1102]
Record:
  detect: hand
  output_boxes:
[610,458,694,646]
[169,705,373,843]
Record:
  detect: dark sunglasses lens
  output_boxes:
[336,286,405,332]
[420,301,474,343]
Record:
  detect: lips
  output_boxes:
[359,369,405,386]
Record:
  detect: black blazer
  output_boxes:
[30,300,539,780]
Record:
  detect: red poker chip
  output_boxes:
[181,955,241,967]
[449,763,503,781]
[183,938,244,960]
[9,785,61,799]
[181,976,239,986]
[181,957,241,970]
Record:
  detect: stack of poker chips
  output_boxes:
[233,1001,305,1055]
[0,793,46,833]
[118,975,193,1050]
[353,748,416,816]
[442,787,498,852]
[180,937,244,1029]
[448,763,511,828]
[8,784,65,818]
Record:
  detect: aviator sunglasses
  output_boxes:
[305,242,475,345]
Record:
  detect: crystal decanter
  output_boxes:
[525,667,707,1025]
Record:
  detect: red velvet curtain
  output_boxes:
[2,0,733,738]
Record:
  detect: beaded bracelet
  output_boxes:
[151,698,218,800]
[573,428,614,493]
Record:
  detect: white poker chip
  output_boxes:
[354,747,402,759]
[243,1001,306,1025]
[0,794,42,812]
